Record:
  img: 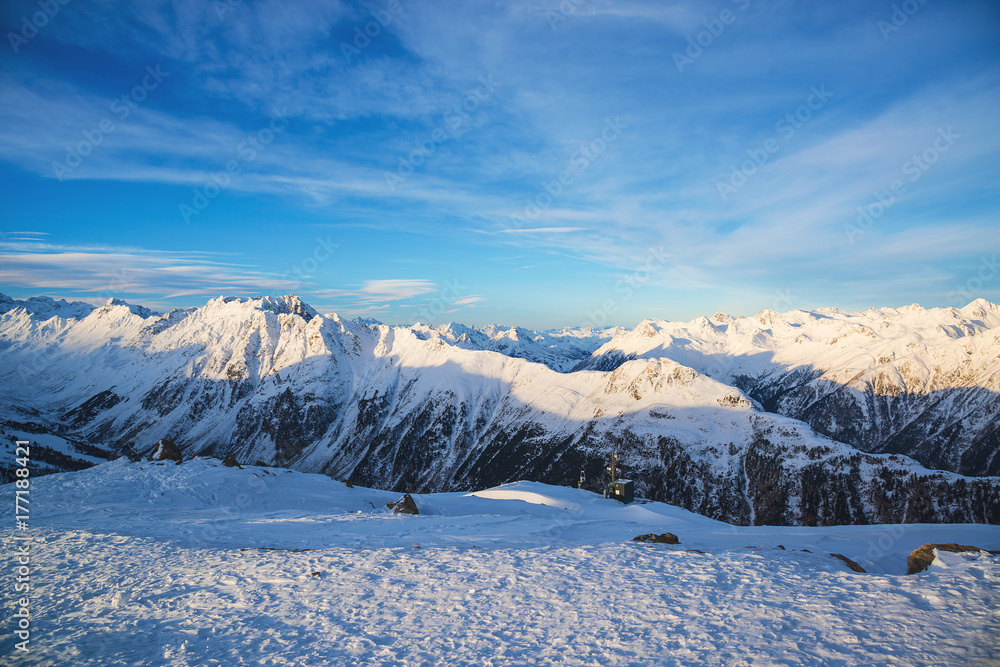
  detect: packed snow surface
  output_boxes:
[2,459,998,665]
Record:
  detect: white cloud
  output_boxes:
[2,0,998,322]
[0,244,300,302]
[499,227,586,234]
[312,279,438,305]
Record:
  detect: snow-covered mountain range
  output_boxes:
[574,299,1000,477]
[1,292,998,526]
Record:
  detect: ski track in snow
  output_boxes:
[2,459,999,666]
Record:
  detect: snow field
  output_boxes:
[1,459,998,666]
[3,531,998,666]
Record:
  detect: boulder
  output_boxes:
[387,494,419,515]
[907,543,989,574]
[149,438,181,462]
[222,454,242,468]
[253,460,269,467]
[632,533,680,545]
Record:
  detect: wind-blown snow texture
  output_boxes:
[1,460,997,666]
[1,293,999,526]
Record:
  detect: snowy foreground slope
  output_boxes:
[2,294,999,526]
[2,459,998,666]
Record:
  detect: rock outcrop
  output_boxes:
[906,543,991,574]
[388,494,419,515]
[632,533,680,544]
[149,438,181,463]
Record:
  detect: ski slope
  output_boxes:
[2,459,998,665]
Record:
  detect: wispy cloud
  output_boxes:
[1,0,998,325]
[499,227,587,234]
[312,279,437,305]
[0,241,455,319]
[0,244,299,302]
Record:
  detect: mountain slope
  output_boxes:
[1,294,998,525]
[407,321,624,372]
[576,300,1000,476]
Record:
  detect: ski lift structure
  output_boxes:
[604,452,634,504]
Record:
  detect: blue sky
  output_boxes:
[1,0,998,328]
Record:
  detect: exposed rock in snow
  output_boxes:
[632,532,680,544]
[388,493,420,515]
[830,553,867,573]
[150,438,182,462]
[906,542,994,574]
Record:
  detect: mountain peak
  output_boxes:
[269,294,319,322]
[634,319,663,337]
[960,298,998,318]
[0,293,96,320]
[207,294,318,322]
[99,298,159,319]
[753,309,779,326]
[499,325,535,342]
